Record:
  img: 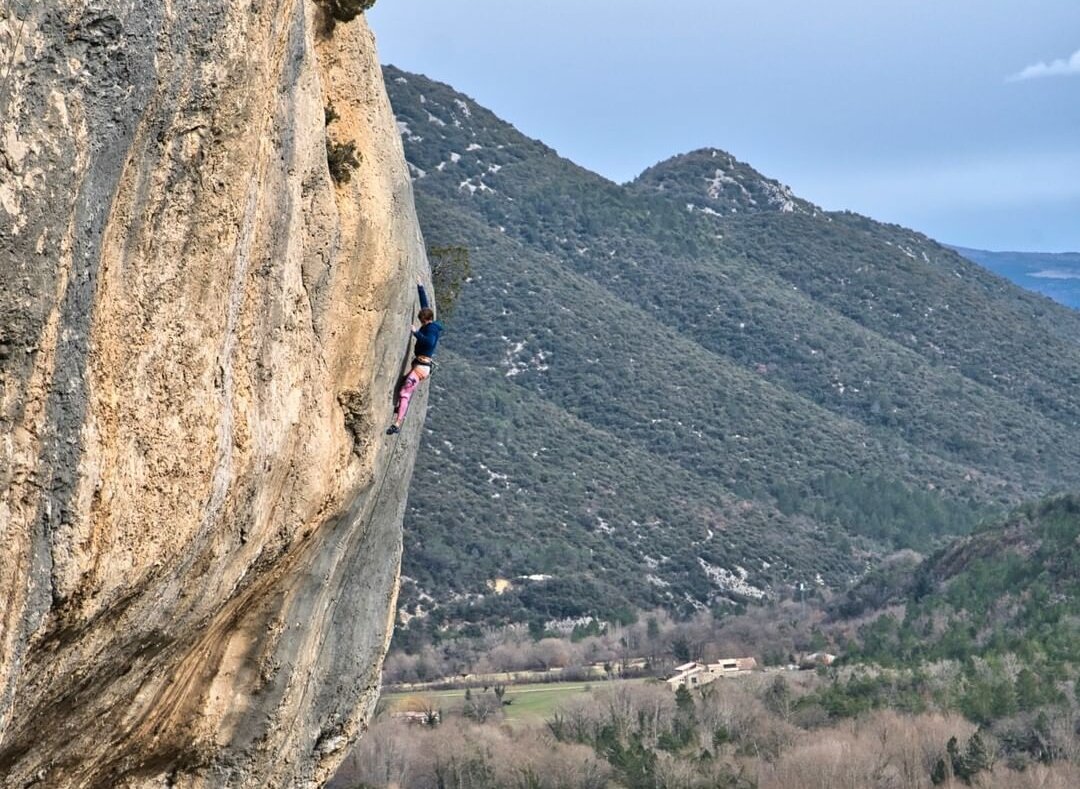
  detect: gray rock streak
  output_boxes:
[0,2,424,785]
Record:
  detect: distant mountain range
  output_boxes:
[950,247,1080,310]
[383,66,1080,634]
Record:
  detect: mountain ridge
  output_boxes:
[383,64,1080,633]
[631,147,818,216]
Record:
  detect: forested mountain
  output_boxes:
[383,66,1080,634]
[951,246,1080,309]
[822,495,1080,731]
[837,495,1080,673]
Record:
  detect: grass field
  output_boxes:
[382,678,649,723]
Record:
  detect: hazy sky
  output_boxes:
[368,1,1080,252]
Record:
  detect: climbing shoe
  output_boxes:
[386,424,400,435]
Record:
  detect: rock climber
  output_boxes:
[387,276,442,435]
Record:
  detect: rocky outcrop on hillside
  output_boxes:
[632,148,818,216]
[0,3,426,786]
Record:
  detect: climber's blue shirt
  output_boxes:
[413,284,443,358]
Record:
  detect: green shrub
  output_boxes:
[324,102,340,126]
[428,245,471,320]
[327,139,360,184]
[320,0,376,24]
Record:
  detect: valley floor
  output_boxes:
[383,679,648,725]
[332,669,1080,789]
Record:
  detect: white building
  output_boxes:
[666,657,758,689]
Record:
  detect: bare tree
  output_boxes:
[463,690,502,724]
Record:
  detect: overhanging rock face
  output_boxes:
[0,3,426,785]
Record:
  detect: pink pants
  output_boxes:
[394,371,422,423]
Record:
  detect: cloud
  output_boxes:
[1008,48,1080,82]
[1031,270,1080,281]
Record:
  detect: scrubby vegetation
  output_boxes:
[320,0,376,24]
[335,676,1080,788]
[386,604,824,685]
[355,499,1080,786]
[384,65,1080,629]
[837,497,1080,652]
[327,139,360,184]
[428,245,471,320]
[333,716,611,788]
[325,102,361,184]
[837,496,1080,721]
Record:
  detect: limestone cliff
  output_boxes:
[0,2,426,786]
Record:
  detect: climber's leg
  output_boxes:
[387,372,420,434]
[387,359,432,435]
[395,372,420,422]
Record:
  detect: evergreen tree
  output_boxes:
[947,736,964,777]
[930,757,948,785]
[1015,668,1041,710]
[674,684,695,714]
[964,732,990,775]
[945,733,989,785]
[672,637,692,664]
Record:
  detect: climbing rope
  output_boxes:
[369,419,405,510]
[0,4,29,121]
